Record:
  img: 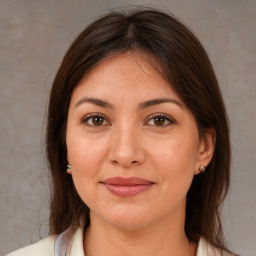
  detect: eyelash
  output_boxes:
[80,113,176,128]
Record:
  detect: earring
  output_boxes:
[199,165,206,172]
[67,164,72,174]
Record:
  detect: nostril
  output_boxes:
[112,160,119,165]
[111,160,138,168]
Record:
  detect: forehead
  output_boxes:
[70,52,181,104]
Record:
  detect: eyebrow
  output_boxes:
[74,97,183,110]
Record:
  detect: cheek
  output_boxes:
[150,134,198,170]
[149,135,198,192]
[67,132,107,169]
[66,134,108,202]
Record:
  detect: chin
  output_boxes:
[110,218,150,231]
[100,207,154,231]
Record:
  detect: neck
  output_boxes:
[83,211,197,256]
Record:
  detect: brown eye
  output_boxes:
[153,116,166,126]
[82,114,109,127]
[147,114,175,127]
[92,116,104,126]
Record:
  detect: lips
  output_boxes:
[101,177,154,197]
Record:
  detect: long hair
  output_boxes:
[46,7,234,255]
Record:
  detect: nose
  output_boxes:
[107,124,145,168]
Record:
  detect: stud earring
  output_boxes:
[67,164,72,174]
[199,165,206,172]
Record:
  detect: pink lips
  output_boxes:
[102,177,154,197]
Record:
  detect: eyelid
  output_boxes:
[80,113,111,127]
[145,113,176,127]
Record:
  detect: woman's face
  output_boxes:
[66,52,213,230]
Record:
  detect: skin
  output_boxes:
[66,52,216,256]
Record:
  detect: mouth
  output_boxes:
[101,177,155,197]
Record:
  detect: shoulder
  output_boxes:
[5,227,84,256]
[5,235,57,256]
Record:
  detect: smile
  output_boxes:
[101,177,154,197]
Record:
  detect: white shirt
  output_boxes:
[6,227,218,256]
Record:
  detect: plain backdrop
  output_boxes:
[0,0,255,255]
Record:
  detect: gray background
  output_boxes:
[0,0,255,255]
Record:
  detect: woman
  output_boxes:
[6,7,238,256]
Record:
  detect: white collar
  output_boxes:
[196,236,209,256]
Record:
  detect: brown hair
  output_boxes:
[46,7,235,255]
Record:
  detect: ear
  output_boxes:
[195,128,216,175]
